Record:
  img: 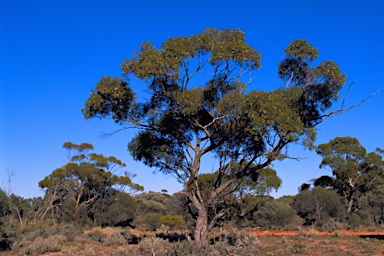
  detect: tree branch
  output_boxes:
[316,86,383,126]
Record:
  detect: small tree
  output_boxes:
[39,142,143,223]
[83,28,347,245]
[317,137,384,213]
[253,200,298,229]
[359,187,384,224]
[292,186,345,225]
[91,191,138,227]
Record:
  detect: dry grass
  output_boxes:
[3,228,384,255]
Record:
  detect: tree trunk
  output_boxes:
[347,198,353,213]
[194,207,209,246]
[187,187,210,247]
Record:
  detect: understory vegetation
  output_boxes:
[1,224,384,255]
[1,138,383,254]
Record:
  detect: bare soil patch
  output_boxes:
[4,229,384,255]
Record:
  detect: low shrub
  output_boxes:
[103,230,127,246]
[316,217,345,232]
[12,234,65,255]
[159,214,185,230]
[136,236,169,255]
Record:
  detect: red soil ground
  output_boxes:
[243,228,384,236]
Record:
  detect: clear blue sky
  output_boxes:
[1,0,383,198]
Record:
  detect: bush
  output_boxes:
[92,192,137,227]
[12,234,65,255]
[253,200,298,229]
[136,236,169,255]
[159,214,185,230]
[137,213,162,231]
[104,230,127,246]
[0,225,17,251]
[53,224,82,242]
[292,187,345,225]
[315,217,345,232]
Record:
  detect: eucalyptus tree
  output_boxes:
[83,28,346,245]
[317,137,384,213]
[291,186,345,225]
[39,142,143,223]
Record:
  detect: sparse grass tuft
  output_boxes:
[136,236,169,255]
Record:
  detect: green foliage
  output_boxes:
[313,175,334,188]
[252,200,298,229]
[133,191,172,230]
[0,189,9,217]
[359,187,384,224]
[278,39,345,111]
[276,195,295,205]
[317,137,384,213]
[38,142,143,225]
[83,28,347,244]
[136,236,169,255]
[92,192,137,227]
[103,230,127,246]
[83,77,135,121]
[12,234,65,255]
[246,167,282,196]
[139,213,162,231]
[159,214,185,229]
[348,212,362,229]
[284,39,319,60]
[292,186,344,225]
[299,183,311,192]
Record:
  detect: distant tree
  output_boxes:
[291,186,344,225]
[185,167,281,226]
[7,195,43,228]
[313,175,334,188]
[253,200,298,229]
[0,189,9,218]
[135,191,168,205]
[234,167,282,199]
[83,28,347,245]
[359,187,384,224]
[133,191,170,230]
[39,142,143,223]
[317,137,384,213]
[276,195,295,205]
[91,191,137,227]
[299,183,311,192]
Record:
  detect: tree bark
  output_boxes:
[188,187,210,247]
[194,207,209,247]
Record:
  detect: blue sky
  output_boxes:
[1,0,383,198]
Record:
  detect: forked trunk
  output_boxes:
[188,188,211,247]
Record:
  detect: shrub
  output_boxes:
[136,236,169,255]
[315,217,345,232]
[103,230,127,246]
[292,187,345,226]
[159,214,185,230]
[253,200,298,229]
[13,234,65,255]
[169,241,222,256]
[137,213,162,231]
[53,224,82,242]
[348,212,361,229]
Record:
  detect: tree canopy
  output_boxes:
[316,137,384,213]
[83,28,346,245]
[39,142,143,223]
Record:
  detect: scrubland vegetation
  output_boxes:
[1,145,384,255]
[3,28,384,254]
